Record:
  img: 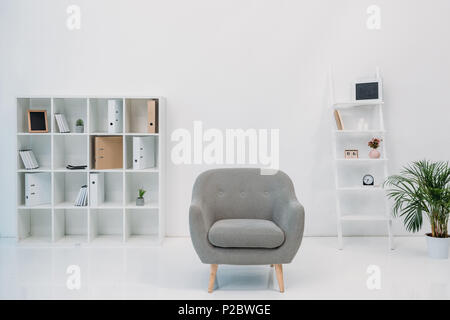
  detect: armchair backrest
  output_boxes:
[192,168,296,221]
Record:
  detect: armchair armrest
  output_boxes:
[189,203,211,236]
[272,200,305,261]
[189,203,215,263]
[273,201,305,234]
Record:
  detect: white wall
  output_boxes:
[1,0,449,238]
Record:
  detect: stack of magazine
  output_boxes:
[74,185,88,206]
[19,150,39,169]
[55,113,70,133]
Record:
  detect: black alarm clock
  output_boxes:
[363,174,374,186]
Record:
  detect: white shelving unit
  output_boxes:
[16,96,166,246]
[330,69,393,250]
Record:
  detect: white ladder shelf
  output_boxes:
[330,68,393,250]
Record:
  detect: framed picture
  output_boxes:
[354,78,382,101]
[344,149,359,159]
[27,110,48,133]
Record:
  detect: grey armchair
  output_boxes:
[189,168,305,292]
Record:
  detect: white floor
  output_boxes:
[0,236,449,300]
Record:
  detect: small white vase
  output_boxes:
[426,234,449,259]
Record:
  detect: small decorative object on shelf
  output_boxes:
[363,174,374,186]
[136,188,146,206]
[344,149,359,159]
[75,118,84,133]
[384,160,450,259]
[368,137,382,159]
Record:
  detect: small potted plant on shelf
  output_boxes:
[368,137,382,159]
[384,160,450,259]
[75,119,84,133]
[136,188,146,206]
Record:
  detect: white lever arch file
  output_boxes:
[25,172,51,206]
[89,172,105,207]
[133,136,156,170]
[107,99,123,133]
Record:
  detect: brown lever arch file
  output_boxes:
[94,136,123,169]
[147,100,159,133]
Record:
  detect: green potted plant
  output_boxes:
[136,188,146,206]
[384,160,450,259]
[75,118,84,133]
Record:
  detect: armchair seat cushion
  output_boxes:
[208,219,285,249]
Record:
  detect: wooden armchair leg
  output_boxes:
[208,264,218,293]
[274,264,284,293]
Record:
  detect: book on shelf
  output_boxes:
[19,150,39,170]
[333,110,344,130]
[81,186,87,206]
[19,150,31,169]
[55,113,70,133]
[54,114,63,132]
[28,151,39,168]
[74,188,82,206]
[61,114,70,132]
[74,185,88,206]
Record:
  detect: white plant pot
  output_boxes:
[426,234,449,259]
[136,197,145,206]
[75,125,84,133]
